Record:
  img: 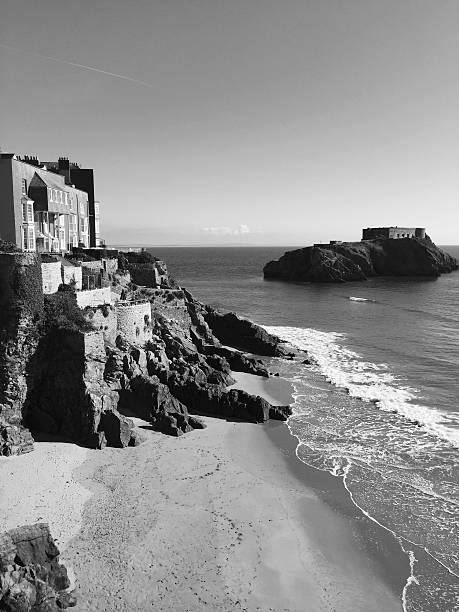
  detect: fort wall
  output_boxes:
[362,227,426,240]
[115,300,152,345]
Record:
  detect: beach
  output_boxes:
[1,374,407,611]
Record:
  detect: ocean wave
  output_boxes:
[266,325,459,448]
[348,296,376,302]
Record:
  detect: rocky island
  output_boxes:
[263,227,458,283]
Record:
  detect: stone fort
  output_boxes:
[362,227,426,241]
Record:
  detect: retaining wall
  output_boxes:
[76,287,112,308]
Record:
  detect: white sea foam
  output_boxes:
[349,296,372,302]
[267,325,459,447]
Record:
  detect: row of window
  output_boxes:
[48,188,69,206]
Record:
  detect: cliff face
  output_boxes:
[0,253,43,455]
[0,251,293,455]
[263,237,458,283]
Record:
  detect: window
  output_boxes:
[49,189,53,202]
[64,193,69,206]
[28,227,35,251]
[22,200,34,224]
[94,202,100,216]
[22,178,27,194]
[95,219,100,235]
[22,226,35,251]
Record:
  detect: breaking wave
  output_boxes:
[265,325,459,448]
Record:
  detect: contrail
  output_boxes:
[0,42,155,89]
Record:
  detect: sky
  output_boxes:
[1,0,458,245]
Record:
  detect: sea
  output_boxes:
[147,245,459,612]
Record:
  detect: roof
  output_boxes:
[29,171,68,192]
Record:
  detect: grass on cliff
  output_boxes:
[43,289,94,333]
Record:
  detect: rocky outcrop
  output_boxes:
[26,330,141,450]
[202,307,288,356]
[263,237,458,283]
[0,523,75,610]
[205,346,269,377]
[167,377,291,423]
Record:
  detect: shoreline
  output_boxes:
[229,369,410,604]
[60,371,405,611]
[0,373,409,610]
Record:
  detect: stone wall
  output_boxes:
[76,287,112,309]
[83,304,117,345]
[41,262,62,294]
[115,300,152,345]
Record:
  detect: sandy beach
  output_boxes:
[0,374,407,611]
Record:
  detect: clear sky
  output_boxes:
[1,0,458,245]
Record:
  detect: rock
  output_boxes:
[0,422,34,456]
[269,405,292,421]
[98,411,141,448]
[0,523,75,610]
[120,374,205,436]
[203,308,287,356]
[206,347,269,377]
[263,236,458,283]
[168,377,282,423]
[25,330,139,450]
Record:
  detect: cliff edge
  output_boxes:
[263,237,458,283]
